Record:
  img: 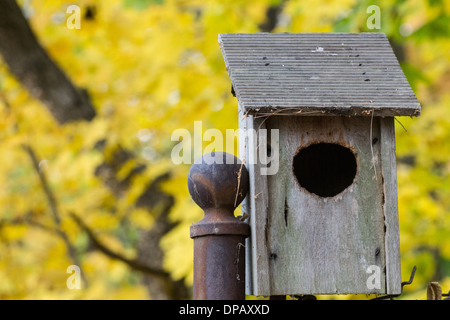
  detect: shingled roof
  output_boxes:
[219,33,420,117]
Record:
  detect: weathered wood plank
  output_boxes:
[380,117,402,294]
[239,113,271,295]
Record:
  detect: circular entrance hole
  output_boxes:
[293,143,357,197]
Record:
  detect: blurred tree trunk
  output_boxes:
[0,0,188,299]
[0,0,95,123]
[259,0,288,32]
[94,145,191,299]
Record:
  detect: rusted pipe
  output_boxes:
[188,152,249,300]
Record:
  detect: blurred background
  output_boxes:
[0,0,449,299]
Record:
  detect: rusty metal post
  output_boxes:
[188,152,249,300]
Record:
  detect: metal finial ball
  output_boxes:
[188,152,249,211]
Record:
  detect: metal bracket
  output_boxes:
[443,290,450,300]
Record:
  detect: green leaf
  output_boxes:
[400,62,430,92]
[122,0,163,10]
[413,14,450,39]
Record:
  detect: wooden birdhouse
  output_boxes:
[219,33,420,296]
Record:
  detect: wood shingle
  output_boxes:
[219,33,420,117]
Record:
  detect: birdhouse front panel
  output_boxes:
[242,115,400,295]
[220,33,420,296]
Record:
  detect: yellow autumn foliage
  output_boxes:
[0,0,449,300]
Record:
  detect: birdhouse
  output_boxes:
[219,33,420,296]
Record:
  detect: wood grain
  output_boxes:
[242,116,401,296]
[220,33,420,117]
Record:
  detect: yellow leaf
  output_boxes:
[129,208,154,229]
[2,224,28,242]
